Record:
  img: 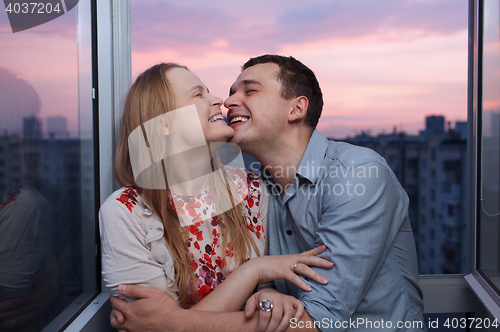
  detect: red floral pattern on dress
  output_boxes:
[172,167,264,301]
[116,188,140,213]
[0,189,21,213]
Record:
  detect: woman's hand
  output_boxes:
[245,288,304,332]
[248,245,334,292]
[187,246,333,315]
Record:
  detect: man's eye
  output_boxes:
[246,90,256,94]
[196,93,203,97]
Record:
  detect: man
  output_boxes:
[111,55,426,331]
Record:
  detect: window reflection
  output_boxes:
[0,2,95,330]
[0,68,61,331]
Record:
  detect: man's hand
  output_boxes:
[110,284,183,332]
[0,254,60,332]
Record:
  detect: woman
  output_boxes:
[100,63,332,331]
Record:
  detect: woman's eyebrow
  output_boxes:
[188,85,204,94]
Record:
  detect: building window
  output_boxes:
[421,158,427,170]
[447,205,455,217]
[442,182,452,195]
[430,168,436,184]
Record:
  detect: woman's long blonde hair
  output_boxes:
[114,63,259,308]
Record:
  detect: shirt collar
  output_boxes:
[260,129,329,186]
[295,129,329,184]
[260,164,275,185]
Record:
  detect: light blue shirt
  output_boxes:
[263,130,426,331]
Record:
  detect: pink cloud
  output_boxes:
[131,0,467,57]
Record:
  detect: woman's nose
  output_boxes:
[211,95,223,107]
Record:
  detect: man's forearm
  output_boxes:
[174,307,320,332]
[111,282,321,332]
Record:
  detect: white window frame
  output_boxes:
[63,0,131,330]
[464,0,500,321]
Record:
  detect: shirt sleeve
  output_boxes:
[99,198,175,301]
[297,161,408,330]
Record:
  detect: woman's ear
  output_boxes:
[288,96,309,122]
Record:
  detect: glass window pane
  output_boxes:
[130,0,468,276]
[0,2,95,330]
[478,0,500,294]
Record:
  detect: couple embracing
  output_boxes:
[100,55,426,332]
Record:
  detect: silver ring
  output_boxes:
[293,263,298,272]
[259,299,273,312]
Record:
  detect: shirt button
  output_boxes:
[286,230,293,236]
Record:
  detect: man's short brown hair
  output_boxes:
[243,55,323,129]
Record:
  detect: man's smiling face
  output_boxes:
[224,63,291,153]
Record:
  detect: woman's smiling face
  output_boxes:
[166,67,234,143]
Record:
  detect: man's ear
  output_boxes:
[288,96,309,122]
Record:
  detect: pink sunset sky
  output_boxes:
[130,0,469,139]
[0,0,468,139]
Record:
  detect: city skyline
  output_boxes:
[0,113,469,140]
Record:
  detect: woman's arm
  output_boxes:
[101,190,331,312]
[110,246,333,331]
[99,195,177,301]
[191,174,332,313]
[190,245,333,312]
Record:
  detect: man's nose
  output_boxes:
[223,94,239,109]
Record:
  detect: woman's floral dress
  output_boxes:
[100,167,267,302]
